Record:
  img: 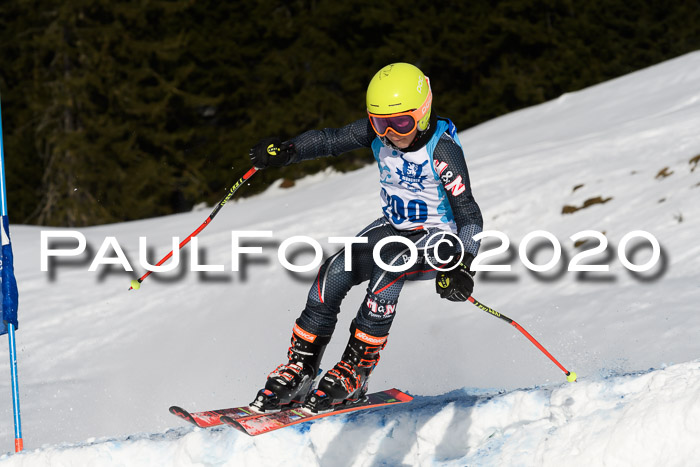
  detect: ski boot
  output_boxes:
[250,322,330,413]
[304,320,387,413]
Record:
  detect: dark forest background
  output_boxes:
[0,0,698,226]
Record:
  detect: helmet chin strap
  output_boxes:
[379,135,403,151]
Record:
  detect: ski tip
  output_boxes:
[220,415,250,435]
[169,406,196,425]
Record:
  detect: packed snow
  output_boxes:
[4,362,700,466]
[1,51,699,465]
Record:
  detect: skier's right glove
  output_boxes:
[435,254,475,302]
[249,137,296,169]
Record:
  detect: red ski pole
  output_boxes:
[129,166,259,290]
[468,296,577,382]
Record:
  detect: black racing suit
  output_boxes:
[286,115,483,338]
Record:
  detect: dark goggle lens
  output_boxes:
[370,114,416,135]
[369,115,389,134]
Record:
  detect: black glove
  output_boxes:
[249,137,296,169]
[435,254,475,302]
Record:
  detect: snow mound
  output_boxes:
[3,361,699,466]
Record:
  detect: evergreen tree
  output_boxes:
[1,0,698,226]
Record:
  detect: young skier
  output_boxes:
[248,62,483,413]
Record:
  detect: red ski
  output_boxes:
[169,405,257,428]
[221,388,413,436]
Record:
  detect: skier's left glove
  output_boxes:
[435,254,475,302]
[249,137,296,169]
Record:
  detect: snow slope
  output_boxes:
[3,362,700,466]
[1,51,700,465]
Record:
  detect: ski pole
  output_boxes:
[467,296,577,382]
[129,166,259,290]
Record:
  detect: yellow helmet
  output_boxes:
[366,63,432,132]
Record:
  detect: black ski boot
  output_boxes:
[250,322,330,413]
[304,320,387,413]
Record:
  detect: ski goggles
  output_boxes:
[368,79,432,137]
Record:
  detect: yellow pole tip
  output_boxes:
[130,279,141,290]
[567,371,577,383]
